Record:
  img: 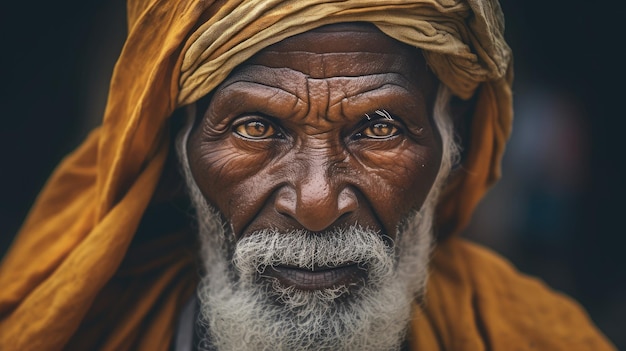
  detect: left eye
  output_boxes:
[234,120,278,139]
[360,122,400,139]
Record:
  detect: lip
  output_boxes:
[261,263,367,291]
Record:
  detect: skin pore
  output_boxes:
[181,22,457,350]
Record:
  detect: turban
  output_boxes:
[0,0,615,350]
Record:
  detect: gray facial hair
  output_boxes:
[174,85,458,351]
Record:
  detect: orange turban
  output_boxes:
[0,0,615,350]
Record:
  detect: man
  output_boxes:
[0,0,616,350]
[177,22,455,350]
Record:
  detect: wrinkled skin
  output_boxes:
[187,23,442,271]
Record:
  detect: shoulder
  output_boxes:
[419,237,617,350]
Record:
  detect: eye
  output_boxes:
[353,120,401,140]
[362,122,399,139]
[233,119,280,139]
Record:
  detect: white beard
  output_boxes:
[176,86,457,351]
[192,203,435,351]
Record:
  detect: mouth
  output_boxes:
[260,263,367,291]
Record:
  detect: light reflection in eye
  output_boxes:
[362,122,399,138]
[234,120,277,139]
[359,109,400,139]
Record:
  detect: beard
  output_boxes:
[192,207,435,351]
[176,87,456,351]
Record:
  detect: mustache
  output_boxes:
[232,226,395,279]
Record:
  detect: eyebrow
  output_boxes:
[365,109,394,121]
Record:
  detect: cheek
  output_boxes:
[188,134,272,219]
[354,142,442,224]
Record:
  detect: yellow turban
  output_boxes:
[0,0,615,350]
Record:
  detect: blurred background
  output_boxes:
[1,0,624,348]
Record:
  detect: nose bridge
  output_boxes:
[299,152,334,208]
[276,144,358,232]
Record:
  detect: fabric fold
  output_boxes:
[409,238,617,350]
[0,0,615,350]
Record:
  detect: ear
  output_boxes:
[448,93,477,168]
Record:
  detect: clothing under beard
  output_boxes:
[176,86,456,351]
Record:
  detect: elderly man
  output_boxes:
[0,0,616,350]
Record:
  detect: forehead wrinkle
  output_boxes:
[336,83,429,123]
[251,51,413,79]
[221,64,308,99]
[326,74,418,114]
[210,80,306,121]
[308,77,332,125]
[215,80,302,106]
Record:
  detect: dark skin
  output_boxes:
[187,23,442,290]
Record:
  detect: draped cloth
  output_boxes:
[0,0,615,350]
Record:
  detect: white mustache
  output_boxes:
[233,227,394,277]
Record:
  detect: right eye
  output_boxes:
[359,121,400,139]
[233,119,280,139]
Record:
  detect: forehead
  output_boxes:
[244,22,434,82]
[199,23,442,130]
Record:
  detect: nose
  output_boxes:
[274,162,358,232]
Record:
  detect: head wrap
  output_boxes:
[0,0,521,350]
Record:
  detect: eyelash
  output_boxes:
[232,116,284,140]
[231,111,404,141]
[351,111,404,140]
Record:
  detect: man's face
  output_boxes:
[182,23,446,350]
[187,22,442,251]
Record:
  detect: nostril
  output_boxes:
[274,186,297,218]
[273,183,359,232]
[338,187,358,214]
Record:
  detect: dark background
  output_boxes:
[1,1,624,348]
